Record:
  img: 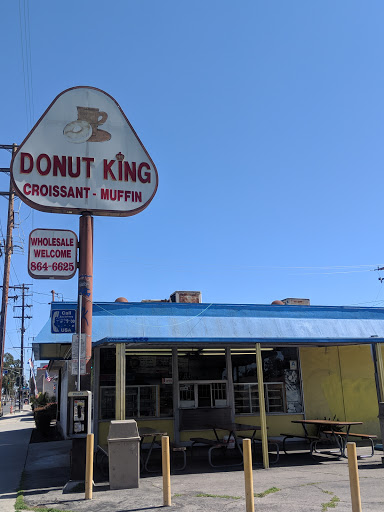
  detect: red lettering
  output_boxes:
[82,157,94,178]
[40,185,48,196]
[68,157,81,178]
[103,159,116,180]
[124,162,136,182]
[101,188,109,200]
[23,183,31,195]
[32,184,39,195]
[53,155,66,177]
[36,154,51,176]
[138,162,151,183]
[124,191,131,201]
[20,153,33,173]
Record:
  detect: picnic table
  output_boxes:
[290,419,364,457]
[191,422,262,467]
[139,427,168,471]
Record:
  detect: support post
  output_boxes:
[375,343,384,402]
[78,214,93,388]
[85,433,94,500]
[255,343,269,469]
[162,436,171,506]
[77,294,82,392]
[243,438,255,512]
[225,347,235,423]
[115,343,126,420]
[0,144,16,413]
[347,442,362,512]
[172,347,180,443]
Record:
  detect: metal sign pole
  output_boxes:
[77,294,82,392]
[78,213,93,389]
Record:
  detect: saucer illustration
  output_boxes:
[87,129,111,142]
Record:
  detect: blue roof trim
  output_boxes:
[51,301,384,320]
[94,336,384,346]
[33,301,384,347]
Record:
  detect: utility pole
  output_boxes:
[13,284,32,410]
[0,144,17,413]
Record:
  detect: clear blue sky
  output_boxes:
[1,1,384,366]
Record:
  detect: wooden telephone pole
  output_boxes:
[0,144,17,413]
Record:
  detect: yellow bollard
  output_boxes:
[162,436,171,506]
[347,442,362,512]
[243,438,255,512]
[85,433,94,500]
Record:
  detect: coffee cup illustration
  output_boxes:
[63,106,111,143]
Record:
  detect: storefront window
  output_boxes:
[179,381,227,408]
[178,354,226,381]
[99,349,173,420]
[232,348,303,414]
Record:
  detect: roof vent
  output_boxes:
[115,297,128,303]
[170,291,202,303]
[283,298,310,306]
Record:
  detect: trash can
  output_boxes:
[107,420,140,489]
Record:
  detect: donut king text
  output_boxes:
[12,151,157,216]
[28,229,78,280]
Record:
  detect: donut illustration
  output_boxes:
[63,120,93,144]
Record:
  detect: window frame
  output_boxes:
[179,379,228,409]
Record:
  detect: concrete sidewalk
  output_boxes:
[21,434,384,511]
[0,406,34,512]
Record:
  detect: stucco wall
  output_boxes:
[300,345,380,437]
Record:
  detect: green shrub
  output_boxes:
[34,402,57,435]
[30,392,55,411]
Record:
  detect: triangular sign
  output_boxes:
[11,86,158,217]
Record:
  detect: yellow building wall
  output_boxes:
[300,345,381,437]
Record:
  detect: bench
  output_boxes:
[280,433,320,455]
[152,441,187,472]
[190,437,239,467]
[322,431,377,459]
[96,445,109,478]
[243,437,280,464]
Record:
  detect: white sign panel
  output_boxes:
[71,334,86,360]
[11,86,158,217]
[28,228,77,279]
[71,334,87,376]
[71,360,87,376]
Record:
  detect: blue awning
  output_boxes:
[33,301,384,350]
